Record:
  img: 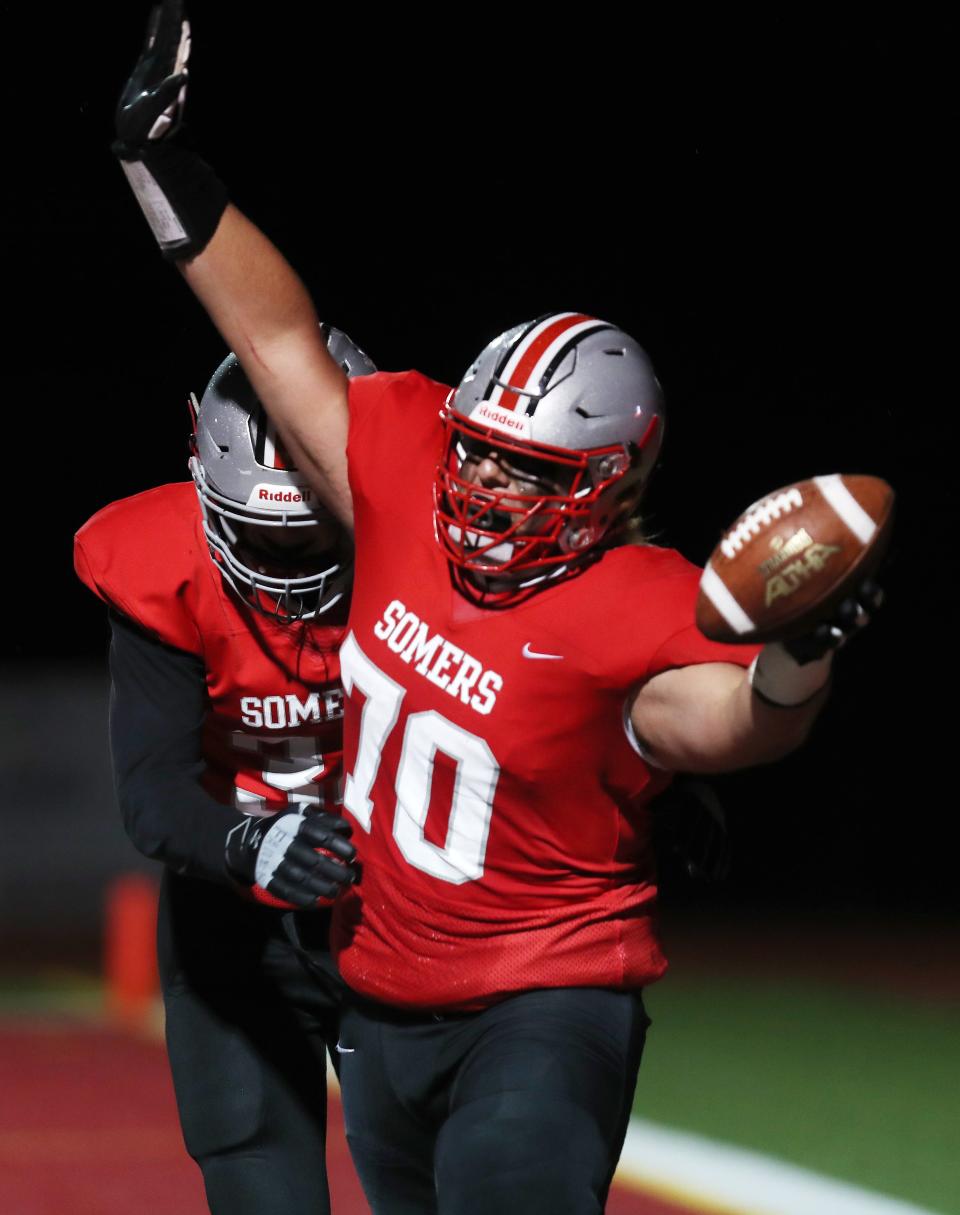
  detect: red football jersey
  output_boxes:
[74,482,346,814]
[332,372,759,1010]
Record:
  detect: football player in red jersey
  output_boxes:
[110,6,876,1212]
[75,330,374,1215]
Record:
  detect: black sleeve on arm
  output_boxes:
[108,609,250,886]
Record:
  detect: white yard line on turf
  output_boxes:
[328,1059,943,1215]
[615,1119,946,1215]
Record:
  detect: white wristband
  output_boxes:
[749,642,833,708]
[119,159,189,248]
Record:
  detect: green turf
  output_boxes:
[635,977,960,1214]
[4,970,955,1210]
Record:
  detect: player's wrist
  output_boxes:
[223,813,274,886]
[116,141,229,261]
[749,641,833,709]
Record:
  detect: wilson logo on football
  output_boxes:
[246,483,315,511]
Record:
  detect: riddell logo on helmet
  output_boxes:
[474,403,533,439]
[246,483,314,510]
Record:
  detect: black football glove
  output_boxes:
[225,809,356,910]
[114,0,228,259]
[783,579,885,664]
[114,0,190,155]
[752,578,884,706]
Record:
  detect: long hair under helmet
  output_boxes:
[435,312,664,605]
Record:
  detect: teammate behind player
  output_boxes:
[110,6,880,1213]
[75,328,374,1215]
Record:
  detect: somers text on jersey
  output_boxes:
[240,689,344,730]
[373,600,503,715]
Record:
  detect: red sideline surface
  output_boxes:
[0,1020,702,1215]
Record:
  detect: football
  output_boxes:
[696,474,895,644]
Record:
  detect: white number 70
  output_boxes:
[340,632,500,885]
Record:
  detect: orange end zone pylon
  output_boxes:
[104,873,160,1029]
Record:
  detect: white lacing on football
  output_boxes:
[720,489,804,559]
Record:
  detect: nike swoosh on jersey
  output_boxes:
[522,643,564,660]
[335,1042,356,1054]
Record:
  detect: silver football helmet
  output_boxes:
[435,312,664,599]
[190,325,375,621]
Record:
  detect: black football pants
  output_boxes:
[157,871,344,1215]
[337,985,650,1215]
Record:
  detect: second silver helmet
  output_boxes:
[190,325,375,621]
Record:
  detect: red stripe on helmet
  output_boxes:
[498,313,594,413]
[271,434,293,471]
[264,418,295,471]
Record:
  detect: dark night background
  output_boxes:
[6,9,951,949]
